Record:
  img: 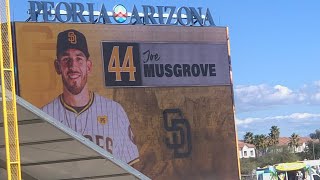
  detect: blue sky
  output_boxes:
[10,0,320,138]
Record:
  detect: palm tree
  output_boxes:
[267,126,280,154]
[268,126,280,146]
[244,132,254,144]
[253,134,268,156]
[288,133,300,153]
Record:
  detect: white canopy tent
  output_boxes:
[0,95,150,180]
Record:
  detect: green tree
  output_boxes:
[240,158,257,175]
[310,129,320,141]
[244,132,254,144]
[268,126,280,146]
[256,149,300,167]
[253,134,268,157]
[288,133,300,153]
[300,141,320,160]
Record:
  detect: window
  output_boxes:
[244,151,247,156]
[250,150,254,156]
[313,175,320,180]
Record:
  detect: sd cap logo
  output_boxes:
[68,32,77,44]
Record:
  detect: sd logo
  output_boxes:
[163,109,192,158]
[67,32,77,44]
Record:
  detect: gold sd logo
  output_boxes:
[68,32,77,44]
[97,116,108,125]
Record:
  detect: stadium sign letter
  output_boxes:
[97,4,111,24]
[42,1,55,22]
[156,6,165,24]
[190,7,203,25]
[130,5,143,24]
[70,3,86,22]
[55,2,72,22]
[142,5,157,24]
[177,7,192,26]
[29,1,43,21]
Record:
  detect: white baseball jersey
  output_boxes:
[41,92,139,165]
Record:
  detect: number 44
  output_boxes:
[108,46,136,81]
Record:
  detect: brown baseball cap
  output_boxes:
[56,29,90,58]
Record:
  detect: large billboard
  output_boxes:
[14,22,239,179]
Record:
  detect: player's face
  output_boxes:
[56,49,92,95]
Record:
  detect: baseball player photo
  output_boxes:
[41,29,139,166]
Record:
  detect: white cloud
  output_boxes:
[311,92,320,102]
[236,112,320,126]
[234,81,320,112]
[267,113,320,120]
[314,81,320,87]
[235,117,259,125]
[235,81,320,137]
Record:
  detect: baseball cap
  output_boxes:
[56,29,90,58]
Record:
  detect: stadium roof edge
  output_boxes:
[0,94,151,180]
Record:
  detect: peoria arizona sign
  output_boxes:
[28,1,215,26]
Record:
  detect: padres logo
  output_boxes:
[163,109,192,158]
[98,116,108,125]
[113,4,127,23]
[68,32,77,44]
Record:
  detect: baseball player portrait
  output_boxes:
[41,29,139,166]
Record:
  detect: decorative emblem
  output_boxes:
[113,4,127,23]
[98,115,108,125]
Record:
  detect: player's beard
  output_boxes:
[62,73,88,95]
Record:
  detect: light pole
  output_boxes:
[313,141,315,160]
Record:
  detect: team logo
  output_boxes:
[113,4,127,23]
[97,116,108,125]
[67,32,77,44]
[163,109,192,158]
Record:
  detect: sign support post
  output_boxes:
[0,0,22,179]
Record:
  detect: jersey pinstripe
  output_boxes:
[41,92,139,165]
